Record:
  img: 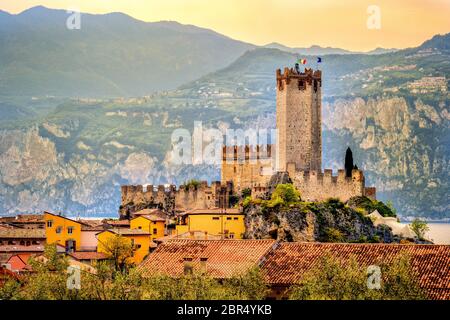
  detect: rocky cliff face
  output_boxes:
[0,93,447,219]
[322,96,449,219]
[244,199,403,243]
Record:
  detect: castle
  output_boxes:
[120,67,376,218]
[221,66,376,202]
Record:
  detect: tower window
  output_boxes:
[298,80,305,90]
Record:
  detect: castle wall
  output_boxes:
[120,181,232,219]
[221,145,274,192]
[289,168,366,202]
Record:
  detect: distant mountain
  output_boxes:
[0,6,254,97]
[366,47,398,55]
[263,42,398,56]
[417,33,450,51]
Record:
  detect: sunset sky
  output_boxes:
[1,0,449,51]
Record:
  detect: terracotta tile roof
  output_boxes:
[81,223,105,231]
[0,214,44,223]
[0,244,46,253]
[69,252,109,261]
[7,254,32,272]
[181,208,243,216]
[0,228,46,239]
[0,244,65,254]
[43,211,89,226]
[135,214,166,222]
[155,231,223,242]
[105,219,130,227]
[261,243,450,300]
[134,209,167,218]
[138,239,276,278]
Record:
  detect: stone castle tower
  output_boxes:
[276,67,322,172]
[220,66,376,202]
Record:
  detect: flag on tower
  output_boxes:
[317,57,322,63]
[298,58,307,65]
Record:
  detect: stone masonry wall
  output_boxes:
[276,67,322,172]
[221,145,274,192]
[120,181,232,219]
[289,166,367,202]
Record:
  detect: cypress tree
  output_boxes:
[345,147,353,177]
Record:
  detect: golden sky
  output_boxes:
[1,0,449,51]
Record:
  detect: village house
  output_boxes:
[176,208,245,239]
[68,251,109,266]
[138,240,450,300]
[138,239,276,278]
[96,228,152,265]
[0,214,45,229]
[44,212,85,252]
[0,228,46,247]
[130,214,166,242]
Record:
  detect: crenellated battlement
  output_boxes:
[120,181,233,219]
[276,67,322,91]
[222,144,274,162]
[286,167,369,202]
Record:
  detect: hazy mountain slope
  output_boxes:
[0,26,448,219]
[263,42,398,55]
[0,6,254,97]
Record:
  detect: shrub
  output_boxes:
[349,196,396,217]
[241,188,252,198]
[272,184,301,204]
[410,218,429,240]
[242,196,252,208]
[324,227,345,242]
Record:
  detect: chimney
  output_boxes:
[183,257,193,275]
[200,257,208,274]
[204,231,208,240]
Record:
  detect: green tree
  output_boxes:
[18,244,76,300]
[241,188,252,199]
[324,227,345,243]
[99,234,134,271]
[143,267,268,300]
[224,267,269,300]
[386,200,397,216]
[289,253,426,300]
[272,184,300,203]
[410,218,429,240]
[0,279,22,300]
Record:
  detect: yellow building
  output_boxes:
[44,211,83,252]
[176,208,245,239]
[96,229,151,265]
[130,215,166,241]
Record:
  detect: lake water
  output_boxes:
[425,223,450,244]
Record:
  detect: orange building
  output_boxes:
[44,212,84,252]
[96,229,151,265]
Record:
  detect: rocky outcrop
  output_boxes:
[244,198,407,243]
